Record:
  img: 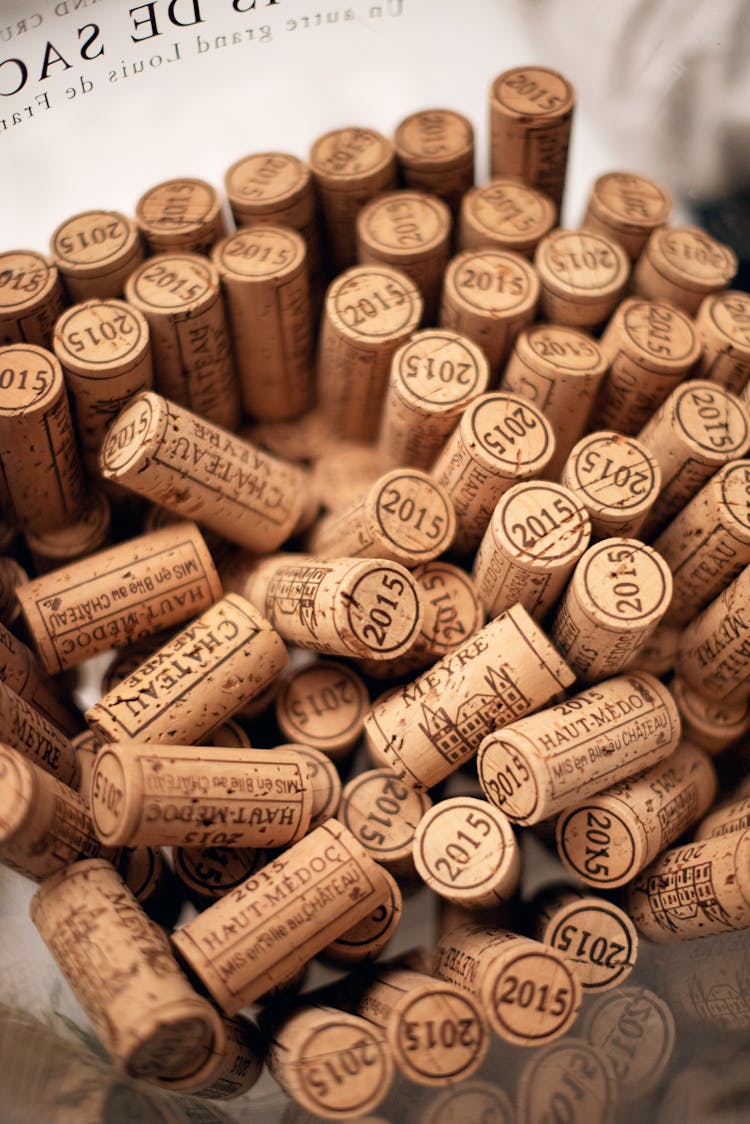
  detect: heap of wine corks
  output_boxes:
[1,63,750,1122]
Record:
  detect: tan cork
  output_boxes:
[459,178,556,258]
[561,431,661,540]
[50,210,144,302]
[0,250,65,349]
[632,225,737,315]
[671,676,750,754]
[583,172,672,259]
[0,619,81,736]
[25,488,111,574]
[534,888,638,992]
[394,108,474,216]
[534,229,629,329]
[276,742,342,828]
[135,177,226,255]
[676,565,750,704]
[695,290,750,394]
[172,845,265,904]
[694,795,750,841]
[339,767,432,878]
[582,987,675,1100]
[516,1038,618,1123]
[275,659,369,759]
[0,677,77,785]
[322,869,402,966]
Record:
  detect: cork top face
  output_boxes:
[136,178,220,237]
[99,391,167,474]
[520,324,607,376]
[535,230,629,298]
[50,211,140,277]
[618,299,700,366]
[54,301,149,371]
[214,226,306,281]
[0,744,33,843]
[490,66,575,118]
[0,251,58,314]
[275,660,369,752]
[126,254,218,313]
[590,173,672,230]
[0,344,62,414]
[310,127,395,181]
[670,381,750,459]
[721,461,750,534]
[366,469,456,559]
[463,180,557,244]
[578,539,672,626]
[392,331,489,412]
[224,152,309,208]
[646,225,738,289]
[394,109,474,165]
[357,191,451,256]
[565,433,661,516]
[701,290,750,349]
[492,482,591,564]
[89,748,130,843]
[540,898,638,991]
[412,561,484,655]
[340,768,431,863]
[462,393,555,475]
[413,796,519,901]
[326,266,422,340]
[445,250,539,316]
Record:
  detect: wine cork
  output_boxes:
[695,290,750,394]
[99,391,311,553]
[276,743,342,830]
[488,66,575,207]
[124,254,240,431]
[431,392,556,554]
[364,603,574,790]
[0,619,82,736]
[322,870,402,965]
[31,859,225,1084]
[561,431,662,540]
[676,564,750,704]
[434,924,581,1046]
[583,172,672,260]
[312,442,389,512]
[339,767,432,879]
[135,178,225,255]
[550,538,673,683]
[592,298,702,435]
[582,986,676,1100]
[226,553,423,663]
[534,229,630,329]
[0,677,78,786]
[660,929,750,1034]
[213,225,314,422]
[50,210,144,302]
[0,250,65,348]
[472,481,591,621]
[637,380,750,538]
[412,796,520,908]
[625,829,750,942]
[248,408,334,465]
[556,741,718,887]
[356,190,451,321]
[173,845,265,904]
[516,1039,617,1124]
[439,250,539,376]
[0,745,114,881]
[625,621,680,676]
[25,488,111,574]
[695,796,750,842]
[18,522,221,674]
[477,672,681,826]
[671,676,750,754]
[459,179,556,258]
[0,343,85,532]
[393,109,474,216]
[534,889,638,992]
[0,556,27,626]
[498,324,608,476]
[171,819,393,1012]
[308,468,456,566]
[309,127,397,272]
[117,845,176,916]
[418,1081,515,1124]
[275,660,369,760]
[376,330,490,471]
[175,1013,263,1100]
[317,264,423,442]
[632,225,738,315]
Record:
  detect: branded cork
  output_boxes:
[534,888,638,991]
[25,488,111,574]
[277,743,342,829]
[0,250,65,348]
[18,522,221,674]
[135,177,225,255]
[339,768,432,879]
[312,442,389,513]
[322,870,402,965]
[660,929,750,1034]
[317,264,423,441]
[376,330,490,472]
[632,225,738,315]
[171,819,393,1013]
[0,344,85,532]
[515,1039,617,1124]
[393,109,475,216]
[695,796,750,841]
[477,672,681,826]
[0,556,27,626]
[561,432,662,540]
[592,298,702,434]
[534,229,630,329]
[472,481,591,621]
[695,290,750,394]
[50,210,144,302]
[459,178,557,258]
[439,250,539,375]
[582,986,675,1100]
[0,677,78,786]
[172,846,265,904]
[86,594,287,746]
[0,620,81,736]
[676,564,750,703]
[583,172,672,260]
[419,1081,516,1124]
[364,603,574,790]
[175,1013,263,1100]
[671,676,750,754]
[275,660,369,759]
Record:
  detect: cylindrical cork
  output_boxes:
[0,344,85,532]
[0,619,81,736]
[695,796,750,841]
[376,330,490,471]
[632,225,738,315]
[124,254,240,430]
[364,603,574,790]
[90,743,312,850]
[0,556,27,627]
[660,929,750,1035]
[135,178,225,255]
[0,745,114,881]
[117,845,181,929]
[676,565,750,704]
[86,594,287,746]
[173,846,265,904]
[472,481,591,621]
[52,299,153,475]
[555,741,717,887]
[266,1003,394,1119]
[171,819,393,1012]
[498,324,608,476]
[431,392,556,555]
[248,407,334,465]
[0,250,65,348]
[171,1013,263,1100]
[0,677,78,785]
[312,442,389,513]
[534,229,630,330]
[322,870,402,965]
[459,179,556,258]
[317,264,423,442]
[592,298,702,435]
[695,290,750,394]
[50,210,144,302]
[582,172,672,260]
[434,924,581,1046]
[516,1038,618,1124]
[488,66,575,208]
[25,488,111,574]
[561,432,662,540]
[309,127,397,272]
[477,672,681,826]
[625,620,680,676]
[99,391,310,553]
[31,859,225,1082]
[339,768,432,879]
[625,829,750,942]
[226,553,423,663]
[213,225,314,422]
[419,1080,517,1124]
[671,676,750,754]
[533,888,638,992]
[17,522,221,674]
[582,987,675,1102]
[439,250,539,376]
[412,796,520,909]
[393,109,475,217]
[278,743,342,830]
[308,468,456,567]
[275,660,369,760]
[550,538,673,683]
[637,380,750,538]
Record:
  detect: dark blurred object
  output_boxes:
[694,190,750,292]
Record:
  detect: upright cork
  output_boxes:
[533,887,638,992]
[275,660,369,760]
[0,250,65,348]
[516,1039,618,1124]
[124,254,240,430]
[676,565,750,704]
[561,431,662,540]
[477,672,681,826]
[135,177,225,255]
[393,109,475,216]
[25,488,111,574]
[695,290,750,394]
[582,172,672,259]
[99,391,311,553]
[339,768,432,879]
[550,538,673,683]
[0,619,81,736]
[322,870,402,965]
[364,603,574,790]
[534,229,630,330]
[317,264,423,441]
[671,676,750,754]
[86,594,287,746]
[582,987,675,1102]
[632,225,738,315]
[49,210,144,302]
[459,178,556,258]
[0,677,78,785]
